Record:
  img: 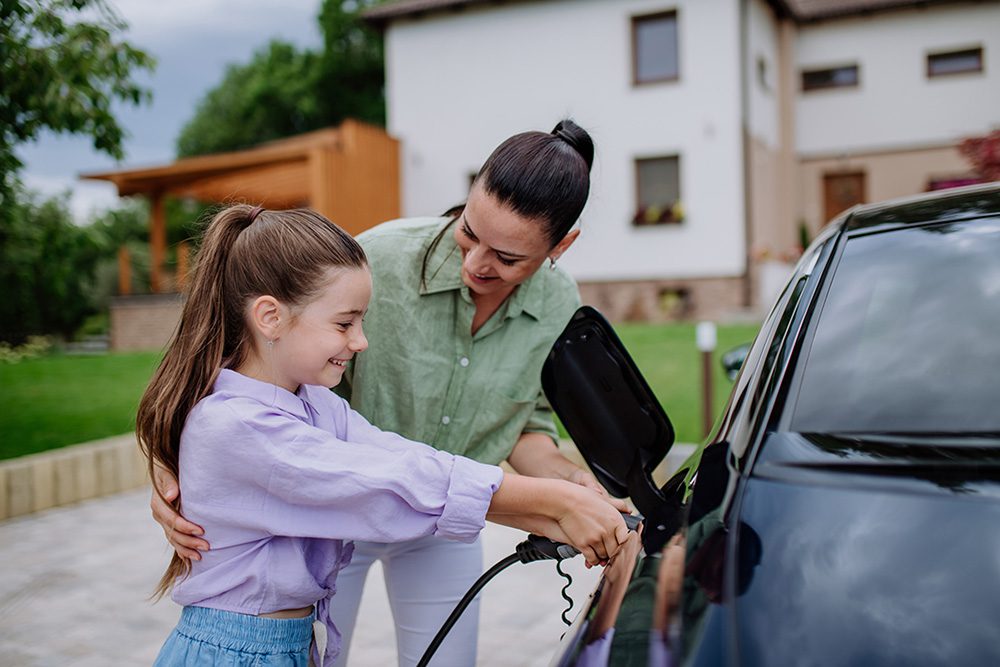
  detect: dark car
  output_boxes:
[543,182,1000,667]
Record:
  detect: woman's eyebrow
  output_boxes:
[462,214,529,259]
[334,308,366,317]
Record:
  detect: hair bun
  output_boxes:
[551,119,594,171]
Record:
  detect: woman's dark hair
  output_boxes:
[422,119,594,285]
[476,119,593,245]
[136,204,366,598]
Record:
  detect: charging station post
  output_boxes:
[696,321,717,438]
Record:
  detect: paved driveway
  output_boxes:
[0,487,601,666]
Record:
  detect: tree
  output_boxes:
[0,0,154,202]
[959,130,1000,182]
[0,0,153,342]
[0,186,104,342]
[176,41,323,157]
[175,0,385,158]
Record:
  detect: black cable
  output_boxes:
[415,553,521,667]
[555,559,575,626]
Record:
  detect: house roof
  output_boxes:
[363,0,966,25]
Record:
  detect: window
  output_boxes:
[790,218,1000,433]
[801,64,859,91]
[634,156,682,225]
[632,11,679,85]
[927,47,983,77]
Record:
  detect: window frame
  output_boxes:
[631,10,680,87]
[926,46,984,78]
[800,64,860,92]
[633,154,683,227]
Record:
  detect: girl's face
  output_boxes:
[271,266,371,392]
[453,184,554,300]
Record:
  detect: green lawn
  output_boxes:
[0,321,760,461]
[613,322,760,444]
[0,352,162,460]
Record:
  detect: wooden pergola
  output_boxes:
[82,119,400,293]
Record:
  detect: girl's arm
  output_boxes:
[487,473,629,565]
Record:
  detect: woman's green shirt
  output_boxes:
[336,217,581,466]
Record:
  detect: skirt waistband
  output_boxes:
[175,605,314,652]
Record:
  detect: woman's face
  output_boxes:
[454,184,573,299]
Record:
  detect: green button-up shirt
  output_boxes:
[335,217,581,466]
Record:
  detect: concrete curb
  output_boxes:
[0,434,147,521]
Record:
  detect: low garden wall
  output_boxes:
[0,434,147,521]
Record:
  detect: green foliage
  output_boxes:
[176,0,385,157]
[0,0,154,200]
[0,186,101,342]
[0,187,149,343]
[176,41,323,157]
[0,336,55,364]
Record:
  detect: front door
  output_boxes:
[823,172,866,222]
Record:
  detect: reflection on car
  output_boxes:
[545,182,1000,667]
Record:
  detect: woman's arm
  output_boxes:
[507,432,630,512]
[151,465,208,559]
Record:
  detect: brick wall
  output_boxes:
[578,276,747,322]
[110,294,184,352]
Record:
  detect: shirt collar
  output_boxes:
[213,368,314,422]
[417,218,546,321]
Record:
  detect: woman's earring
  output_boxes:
[548,257,557,270]
[266,339,274,350]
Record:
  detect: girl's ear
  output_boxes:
[248,295,285,340]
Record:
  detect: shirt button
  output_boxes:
[442,416,451,425]
[459,357,470,367]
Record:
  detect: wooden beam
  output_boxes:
[117,246,131,296]
[150,193,166,293]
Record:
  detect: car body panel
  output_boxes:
[545,182,1000,666]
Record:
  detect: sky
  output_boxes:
[17,0,324,222]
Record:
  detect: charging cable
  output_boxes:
[415,514,642,667]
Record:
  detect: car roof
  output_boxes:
[843,181,1000,232]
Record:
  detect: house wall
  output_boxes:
[793,2,1000,230]
[383,0,747,287]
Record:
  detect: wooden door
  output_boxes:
[823,172,866,222]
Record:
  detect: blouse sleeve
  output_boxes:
[180,396,503,544]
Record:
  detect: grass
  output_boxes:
[0,322,760,461]
[0,352,162,460]
[555,321,761,445]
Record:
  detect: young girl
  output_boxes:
[137,204,627,666]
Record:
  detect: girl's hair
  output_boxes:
[136,204,366,598]
[422,119,594,286]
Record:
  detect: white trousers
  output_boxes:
[330,535,484,667]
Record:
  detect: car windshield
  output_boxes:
[790,216,1000,434]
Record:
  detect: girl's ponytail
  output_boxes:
[136,204,365,599]
[136,205,256,599]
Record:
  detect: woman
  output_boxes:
[153,119,622,665]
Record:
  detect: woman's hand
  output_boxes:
[566,468,631,514]
[151,466,209,560]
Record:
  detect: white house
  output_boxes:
[365,0,1000,320]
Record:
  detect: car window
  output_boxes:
[789,216,1000,433]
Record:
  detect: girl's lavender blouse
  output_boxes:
[171,369,504,664]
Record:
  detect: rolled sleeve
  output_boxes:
[520,389,560,444]
[434,456,504,542]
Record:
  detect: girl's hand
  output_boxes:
[151,465,209,560]
[553,482,630,566]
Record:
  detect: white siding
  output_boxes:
[384,0,746,282]
[746,0,780,149]
[796,3,1000,155]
